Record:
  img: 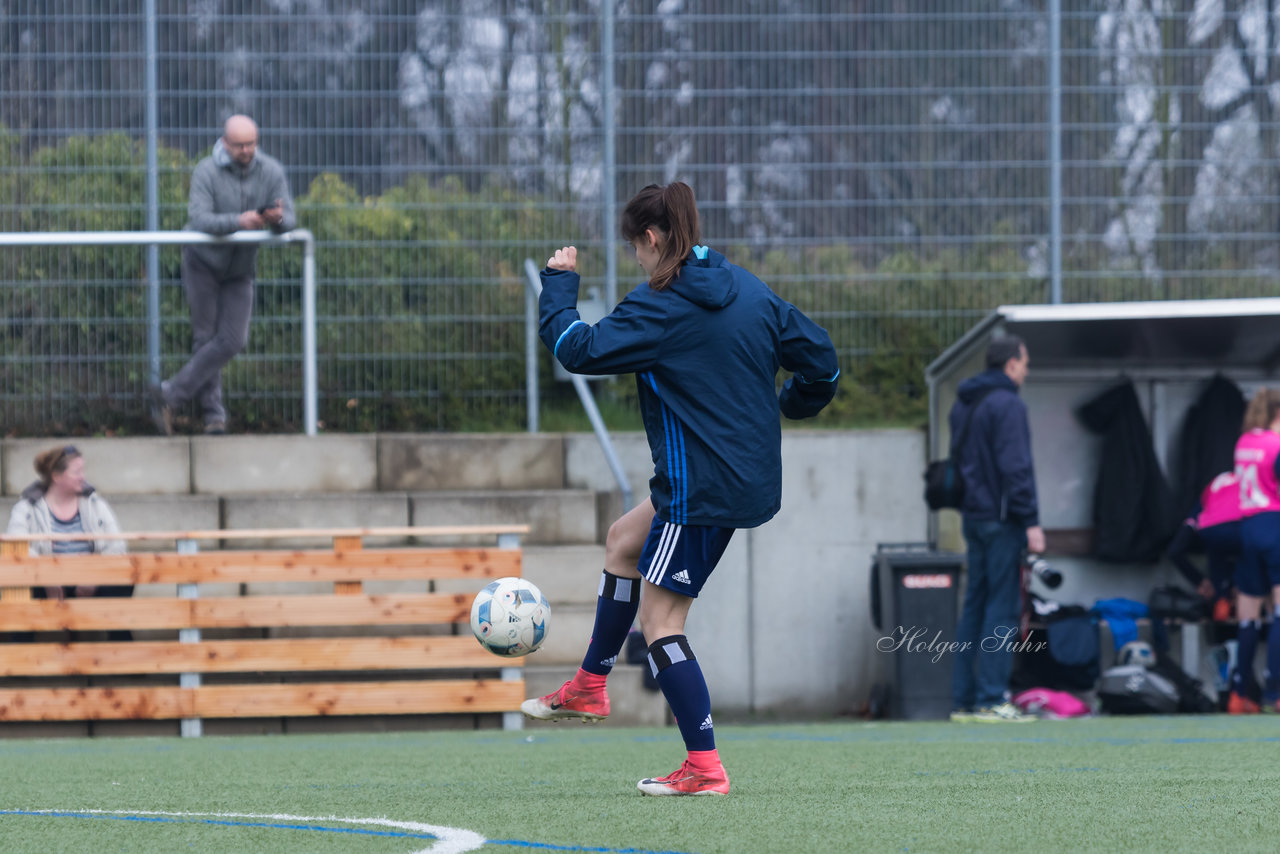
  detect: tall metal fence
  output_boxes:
[2,1,1279,434]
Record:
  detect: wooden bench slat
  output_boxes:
[0,680,525,721]
[0,532,529,727]
[0,593,477,631]
[0,686,192,720]
[0,525,529,545]
[0,548,521,586]
[0,636,512,676]
[194,680,525,718]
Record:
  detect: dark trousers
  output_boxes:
[163,248,254,425]
[952,518,1026,710]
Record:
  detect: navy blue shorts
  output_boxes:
[1200,520,1241,589]
[637,516,735,598]
[1236,513,1280,597]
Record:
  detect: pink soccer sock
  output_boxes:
[686,749,722,773]
[572,669,607,693]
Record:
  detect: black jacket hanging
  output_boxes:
[1171,374,1245,516]
[1076,379,1179,563]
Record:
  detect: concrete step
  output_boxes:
[409,489,598,545]
[521,664,670,729]
[103,491,602,551]
[108,495,221,551]
[378,433,566,491]
[2,433,573,497]
[522,544,606,604]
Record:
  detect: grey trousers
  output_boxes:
[163,248,254,425]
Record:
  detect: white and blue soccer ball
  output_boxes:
[1118,640,1156,669]
[469,577,550,657]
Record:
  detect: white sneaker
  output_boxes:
[972,702,1035,722]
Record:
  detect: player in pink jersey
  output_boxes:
[1228,388,1280,714]
[1166,471,1241,621]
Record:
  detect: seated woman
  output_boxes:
[6,444,130,639]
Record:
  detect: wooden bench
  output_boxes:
[0,525,530,735]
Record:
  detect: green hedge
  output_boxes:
[11,133,1274,436]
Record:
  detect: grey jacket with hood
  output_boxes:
[186,138,297,279]
[6,482,127,557]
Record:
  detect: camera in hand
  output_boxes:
[1026,554,1062,589]
[256,204,273,216]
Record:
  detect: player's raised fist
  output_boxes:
[547,246,577,272]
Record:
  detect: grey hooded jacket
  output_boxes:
[6,482,127,556]
[185,138,297,279]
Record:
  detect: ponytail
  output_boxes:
[1242,388,1280,433]
[619,181,702,291]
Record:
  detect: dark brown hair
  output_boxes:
[34,444,81,487]
[985,334,1026,370]
[619,181,701,291]
[1243,388,1280,433]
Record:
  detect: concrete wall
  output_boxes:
[1,429,930,719]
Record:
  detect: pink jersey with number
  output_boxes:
[1196,471,1242,529]
[1234,429,1280,517]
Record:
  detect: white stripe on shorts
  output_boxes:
[645,522,681,586]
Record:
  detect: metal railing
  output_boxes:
[0,229,318,436]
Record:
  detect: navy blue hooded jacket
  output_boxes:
[949,368,1039,528]
[540,247,839,528]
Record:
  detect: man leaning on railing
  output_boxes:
[148,113,297,436]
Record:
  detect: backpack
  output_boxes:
[1097,664,1179,715]
[1148,585,1208,622]
[924,387,997,510]
[1011,605,1101,693]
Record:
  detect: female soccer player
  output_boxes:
[521,182,840,795]
[1166,470,1241,621]
[1229,388,1280,714]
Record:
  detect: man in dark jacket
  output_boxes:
[949,334,1044,723]
[150,114,296,435]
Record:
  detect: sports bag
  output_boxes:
[1011,605,1101,693]
[1149,658,1217,714]
[1012,688,1091,718]
[1148,585,1208,622]
[924,387,997,510]
[1097,664,1179,715]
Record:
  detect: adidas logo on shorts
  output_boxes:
[699,714,713,731]
[672,569,692,584]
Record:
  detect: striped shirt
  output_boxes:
[49,510,93,555]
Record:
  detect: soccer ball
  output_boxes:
[469,577,550,657]
[1118,640,1156,669]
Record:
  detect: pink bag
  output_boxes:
[1012,688,1091,718]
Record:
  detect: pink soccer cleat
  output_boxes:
[520,679,609,723]
[637,760,730,796]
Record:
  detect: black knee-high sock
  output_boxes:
[648,634,715,752]
[1235,619,1261,695]
[1267,610,1280,700]
[580,571,641,676]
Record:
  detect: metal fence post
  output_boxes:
[176,537,201,738]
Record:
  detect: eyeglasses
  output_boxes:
[226,139,258,151]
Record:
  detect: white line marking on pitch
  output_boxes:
[13,809,487,854]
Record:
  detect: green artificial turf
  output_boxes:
[1,716,1276,853]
